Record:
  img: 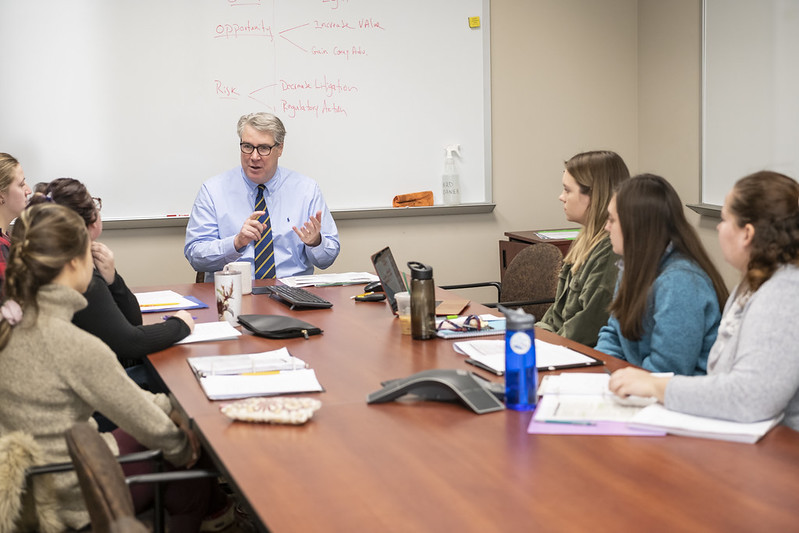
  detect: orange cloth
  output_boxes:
[392,191,434,207]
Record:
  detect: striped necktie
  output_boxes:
[253,184,276,279]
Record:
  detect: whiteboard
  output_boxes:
[0,0,491,221]
[702,0,799,206]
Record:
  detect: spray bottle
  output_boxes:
[442,144,461,205]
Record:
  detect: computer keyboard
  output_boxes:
[259,285,333,310]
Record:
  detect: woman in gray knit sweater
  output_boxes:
[609,171,799,432]
[0,204,222,531]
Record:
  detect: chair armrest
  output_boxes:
[26,449,165,478]
[484,297,555,309]
[440,281,501,301]
[126,469,219,486]
[117,449,163,465]
[26,461,76,477]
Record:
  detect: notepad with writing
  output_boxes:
[198,370,324,401]
[187,348,323,400]
[187,347,306,376]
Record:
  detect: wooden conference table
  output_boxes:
[144,282,799,533]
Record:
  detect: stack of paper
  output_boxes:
[535,229,580,240]
[280,272,379,287]
[188,347,306,376]
[628,404,782,444]
[530,373,782,442]
[187,347,324,400]
[198,370,324,401]
[135,290,207,313]
[529,373,665,437]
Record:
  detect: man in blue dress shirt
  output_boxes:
[185,112,340,280]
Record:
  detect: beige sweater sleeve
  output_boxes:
[60,334,192,466]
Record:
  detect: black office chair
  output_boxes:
[65,421,219,533]
[441,243,563,320]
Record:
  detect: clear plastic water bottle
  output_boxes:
[499,304,537,411]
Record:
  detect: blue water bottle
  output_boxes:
[499,304,537,411]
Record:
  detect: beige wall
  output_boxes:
[102,0,738,292]
[637,0,739,288]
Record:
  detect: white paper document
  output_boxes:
[135,290,200,311]
[537,373,612,395]
[187,347,306,376]
[198,369,324,400]
[533,394,644,423]
[176,322,242,344]
[280,272,379,287]
[628,404,783,444]
[537,373,658,407]
[536,230,580,240]
[452,339,600,373]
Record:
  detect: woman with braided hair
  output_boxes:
[610,171,799,431]
[0,203,231,531]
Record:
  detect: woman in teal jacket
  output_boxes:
[595,175,728,375]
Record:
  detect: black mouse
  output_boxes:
[364,281,383,293]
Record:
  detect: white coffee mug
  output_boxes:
[214,266,242,325]
[227,261,252,294]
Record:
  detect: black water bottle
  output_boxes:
[407,261,436,340]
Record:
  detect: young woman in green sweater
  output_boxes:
[536,150,630,347]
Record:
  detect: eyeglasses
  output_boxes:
[240,142,280,157]
[436,315,485,332]
[92,197,102,211]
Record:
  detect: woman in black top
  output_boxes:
[29,178,194,381]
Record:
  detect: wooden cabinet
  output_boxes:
[499,230,576,281]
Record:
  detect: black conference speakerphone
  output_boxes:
[367,369,506,414]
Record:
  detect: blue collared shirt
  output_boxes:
[184,166,340,279]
